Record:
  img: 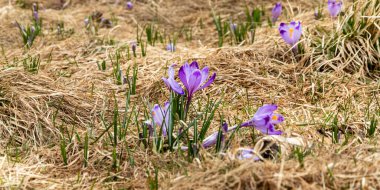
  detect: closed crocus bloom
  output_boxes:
[126,1,133,10]
[178,61,216,102]
[240,104,284,135]
[271,3,282,23]
[162,64,184,95]
[327,0,342,18]
[148,102,170,136]
[279,21,302,49]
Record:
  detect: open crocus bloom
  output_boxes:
[279,21,302,48]
[162,64,184,95]
[240,104,284,135]
[271,3,282,23]
[178,61,216,101]
[327,0,342,18]
[145,102,170,136]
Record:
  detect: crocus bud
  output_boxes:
[166,43,175,52]
[230,23,237,32]
[271,3,282,23]
[327,0,343,18]
[84,18,89,27]
[126,1,133,10]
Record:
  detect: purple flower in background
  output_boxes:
[178,61,216,102]
[240,104,284,135]
[327,0,342,18]
[126,1,133,10]
[162,64,185,95]
[279,21,302,49]
[271,3,282,23]
[237,148,260,161]
[131,42,137,52]
[166,43,175,52]
[32,3,39,22]
[84,18,90,27]
[230,23,237,32]
[147,102,170,136]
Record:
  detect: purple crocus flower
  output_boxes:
[279,21,302,50]
[84,18,90,27]
[166,43,175,52]
[162,64,185,95]
[327,0,342,18]
[240,104,284,135]
[230,23,237,32]
[32,3,39,21]
[178,61,216,102]
[126,1,133,10]
[131,42,137,52]
[149,102,170,136]
[271,3,282,23]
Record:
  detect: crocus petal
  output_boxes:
[168,78,185,95]
[267,124,283,135]
[187,70,202,97]
[162,102,171,136]
[237,148,260,161]
[199,72,216,90]
[162,77,171,89]
[152,104,163,127]
[200,66,209,84]
[202,132,219,148]
[190,61,199,70]
[270,113,285,125]
[178,65,189,90]
[254,104,278,118]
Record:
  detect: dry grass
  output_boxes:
[0,0,379,189]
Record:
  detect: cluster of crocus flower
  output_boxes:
[271,3,282,23]
[327,0,343,18]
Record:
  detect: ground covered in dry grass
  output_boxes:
[0,0,379,189]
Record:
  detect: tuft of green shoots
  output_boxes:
[83,131,89,167]
[97,60,107,71]
[367,115,378,138]
[212,10,224,47]
[292,147,311,168]
[331,114,339,144]
[109,50,123,85]
[23,54,40,74]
